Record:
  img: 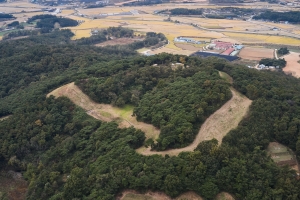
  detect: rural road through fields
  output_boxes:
[48,75,251,157]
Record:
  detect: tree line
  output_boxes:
[259,58,287,68]
[169,8,203,15]
[254,11,300,23]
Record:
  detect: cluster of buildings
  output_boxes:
[207,40,244,56]
[42,8,61,15]
[256,64,279,70]
[174,37,204,45]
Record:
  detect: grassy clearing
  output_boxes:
[267,142,295,163]
[137,48,149,53]
[121,191,204,200]
[0,115,11,121]
[0,172,27,200]
[219,71,233,84]
[215,192,235,200]
[123,193,154,200]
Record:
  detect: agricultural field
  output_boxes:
[239,47,274,61]
[150,46,194,55]
[223,32,300,45]
[175,43,204,51]
[282,52,300,78]
[62,9,300,54]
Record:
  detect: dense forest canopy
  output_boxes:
[169,8,203,15]
[77,61,231,150]
[0,28,300,199]
[259,58,287,68]
[0,13,14,18]
[278,47,289,56]
[253,11,300,23]
[26,14,78,33]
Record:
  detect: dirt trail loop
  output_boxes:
[47,82,160,140]
[48,78,252,157]
[137,87,252,156]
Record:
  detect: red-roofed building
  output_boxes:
[213,41,233,50]
[221,47,235,55]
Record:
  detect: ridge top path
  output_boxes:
[48,80,251,156]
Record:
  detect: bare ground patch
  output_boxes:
[175,43,203,51]
[0,171,27,200]
[47,82,160,140]
[282,52,300,78]
[0,115,11,121]
[239,47,274,61]
[150,47,195,56]
[95,37,142,47]
[118,190,203,200]
[215,192,235,200]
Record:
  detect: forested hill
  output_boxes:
[0,29,300,199]
[253,11,300,23]
[0,28,166,116]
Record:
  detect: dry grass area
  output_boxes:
[282,52,300,78]
[47,82,160,140]
[119,190,203,200]
[175,43,203,51]
[267,142,299,173]
[0,171,27,200]
[215,192,235,200]
[150,46,195,55]
[0,115,11,121]
[71,29,91,39]
[95,37,141,47]
[137,87,252,156]
[60,9,74,16]
[239,47,274,61]
[224,32,300,45]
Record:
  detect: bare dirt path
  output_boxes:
[47,82,160,140]
[48,74,251,157]
[118,190,204,200]
[137,87,252,156]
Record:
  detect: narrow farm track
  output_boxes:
[48,78,251,157]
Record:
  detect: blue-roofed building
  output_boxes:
[235,45,244,50]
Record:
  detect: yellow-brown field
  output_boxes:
[2,0,300,54]
[65,11,300,50]
[224,32,300,45]
[60,9,75,15]
[71,29,91,39]
[14,12,44,19]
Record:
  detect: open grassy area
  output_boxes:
[122,193,154,200]
[219,71,233,84]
